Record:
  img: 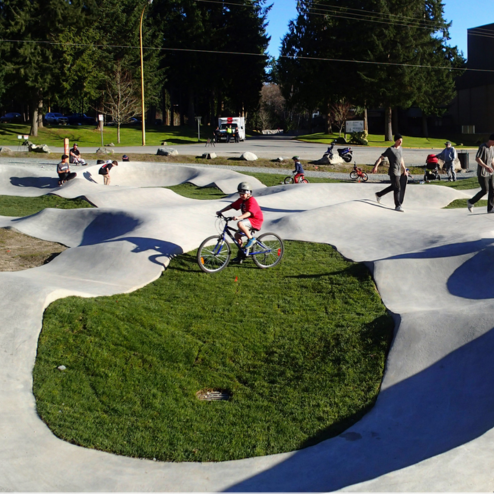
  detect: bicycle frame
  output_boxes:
[217,216,273,257]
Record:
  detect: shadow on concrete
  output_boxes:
[10,176,59,189]
[78,212,182,266]
[226,323,494,491]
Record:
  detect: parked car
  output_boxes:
[44,112,68,125]
[67,113,95,125]
[0,112,22,123]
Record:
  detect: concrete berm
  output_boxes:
[0,161,492,491]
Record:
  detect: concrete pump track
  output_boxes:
[0,161,492,491]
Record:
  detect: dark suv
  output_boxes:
[0,112,22,123]
[67,113,94,125]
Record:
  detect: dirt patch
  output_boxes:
[0,228,66,271]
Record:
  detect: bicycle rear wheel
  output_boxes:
[252,233,284,269]
[301,178,309,183]
[197,235,231,273]
[350,171,358,180]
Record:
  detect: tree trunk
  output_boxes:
[325,102,332,134]
[392,108,399,135]
[148,105,157,125]
[363,107,368,136]
[30,94,42,137]
[117,122,121,144]
[422,114,429,137]
[187,87,195,127]
[384,106,393,141]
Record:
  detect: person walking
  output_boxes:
[467,134,494,213]
[372,134,408,212]
[435,141,457,181]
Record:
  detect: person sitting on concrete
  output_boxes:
[292,156,305,183]
[57,154,76,186]
[435,141,457,181]
[69,143,86,165]
[98,160,118,185]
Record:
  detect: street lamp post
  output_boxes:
[139,0,153,146]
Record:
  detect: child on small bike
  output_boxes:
[292,156,305,183]
[216,182,264,261]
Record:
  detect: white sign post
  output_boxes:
[346,120,364,133]
[98,114,104,147]
[195,116,202,142]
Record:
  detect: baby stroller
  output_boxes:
[423,154,441,182]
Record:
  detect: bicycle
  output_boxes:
[283,171,309,184]
[349,162,368,182]
[197,214,284,273]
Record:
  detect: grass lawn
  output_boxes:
[0,195,93,217]
[0,123,207,147]
[297,132,483,149]
[33,241,393,462]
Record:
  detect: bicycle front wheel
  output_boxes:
[361,172,368,182]
[252,233,284,269]
[197,235,231,273]
[284,176,294,184]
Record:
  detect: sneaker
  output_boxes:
[489,210,494,214]
[375,193,381,204]
[244,237,256,249]
[467,201,473,213]
[395,205,404,212]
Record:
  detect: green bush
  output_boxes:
[349,132,369,146]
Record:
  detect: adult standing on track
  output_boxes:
[467,134,494,213]
[372,134,407,212]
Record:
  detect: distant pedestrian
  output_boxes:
[226,125,233,143]
[467,134,494,213]
[234,127,239,143]
[435,141,457,181]
[99,160,118,185]
[372,134,407,212]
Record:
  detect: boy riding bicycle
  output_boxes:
[292,156,305,183]
[216,181,264,262]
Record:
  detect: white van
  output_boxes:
[217,117,245,142]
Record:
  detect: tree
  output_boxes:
[100,65,141,143]
[277,0,461,139]
[1,0,91,136]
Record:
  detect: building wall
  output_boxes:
[450,84,494,134]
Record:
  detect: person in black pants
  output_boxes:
[467,134,494,213]
[372,134,408,212]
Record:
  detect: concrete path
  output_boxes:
[0,160,492,491]
[18,134,475,166]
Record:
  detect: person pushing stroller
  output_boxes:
[435,141,457,181]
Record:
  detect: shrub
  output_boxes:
[349,131,369,145]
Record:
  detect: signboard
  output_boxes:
[346,120,364,133]
[98,114,104,121]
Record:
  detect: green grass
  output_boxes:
[427,176,479,190]
[33,241,393,462]
[0,123,206,147]
[0,195,93,217]
[444,199,487,209]
[297,132,482,149]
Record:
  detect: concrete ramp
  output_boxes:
[0,165,493,491]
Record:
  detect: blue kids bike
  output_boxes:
[197,214,284,273]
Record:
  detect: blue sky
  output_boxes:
[265,1,492,59]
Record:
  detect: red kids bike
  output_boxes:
[349,162,369,182]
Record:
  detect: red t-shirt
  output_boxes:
[231,196,264,230]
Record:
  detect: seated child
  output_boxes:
[216,182,264,261]
[292,156,304,183]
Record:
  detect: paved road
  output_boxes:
[19,134,475,166]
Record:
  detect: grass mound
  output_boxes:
[0,195,93,217]
[33,241,393,462]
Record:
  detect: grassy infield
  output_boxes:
[1,166,478,462]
